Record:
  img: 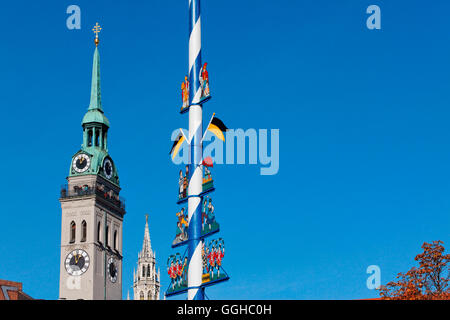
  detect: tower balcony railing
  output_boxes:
[60,183,125,210]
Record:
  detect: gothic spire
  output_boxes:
[140,214,153,258]
[133,214,160,300]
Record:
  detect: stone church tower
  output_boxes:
[59,31,125,300]
[133,215,160,300]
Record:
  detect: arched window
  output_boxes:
[81,220,87,242]
[70,221,76,243]
[113,230,117,250]
[142,265,146,277]
[147,291,152,300]
[87,129,93,147]
[95,130,100,147]
[147,264,151,277]
[97,221,101,243]
[102,132,106,149]
[140,291,144,300]
[105,225,109,246]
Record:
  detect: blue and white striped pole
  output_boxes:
[187,0,204,300]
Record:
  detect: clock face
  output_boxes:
[103,158,113,179]
[73,154,91,173]
[108,257,118,283]
[65,249,90,276]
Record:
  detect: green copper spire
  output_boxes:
[88,46,102,111]
[82,41,110,127]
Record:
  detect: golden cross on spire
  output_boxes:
[92,22,102,46]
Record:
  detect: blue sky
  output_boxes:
[0,0,449,300]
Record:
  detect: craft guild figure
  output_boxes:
[199,62,210,99]
[215,242,225,278]
[203,166,212,183]
[181,257,188,285]
[168,259,177,289]
[183,165,189,195]
[178,166,189,200]
[202,196,216,232]
[202,242,209,275]
[174,208,188,244]
[178,169,185,199]
[181,76,190,110]
[207,243,216,280]
[201,198,208,230]
[176,257,183,287]
[201,239,226,283]
[207,197,215,230]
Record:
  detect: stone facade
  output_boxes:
[59,176,124,300]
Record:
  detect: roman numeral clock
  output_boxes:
[65,249,90,276]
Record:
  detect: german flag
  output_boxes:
[207,115,228,141]
[169,131,185,160]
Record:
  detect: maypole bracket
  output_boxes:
[180,96,212,114]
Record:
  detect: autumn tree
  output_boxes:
[379,240,449,300]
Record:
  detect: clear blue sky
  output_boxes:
[0,0,449,300]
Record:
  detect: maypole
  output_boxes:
[187,0,204,300]
[166,0,229,301]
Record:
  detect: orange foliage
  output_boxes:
[379,240,450,300]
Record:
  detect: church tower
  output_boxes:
[59,25,125,300]
[133,215,160,300]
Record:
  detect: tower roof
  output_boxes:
[82,45,109,127]
[140,214,153,258]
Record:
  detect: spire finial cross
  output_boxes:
[92,22,102,46]
[93,22,102,37]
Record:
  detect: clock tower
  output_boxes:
[59,26,125,300]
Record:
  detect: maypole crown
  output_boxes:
[92,22,102,46]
